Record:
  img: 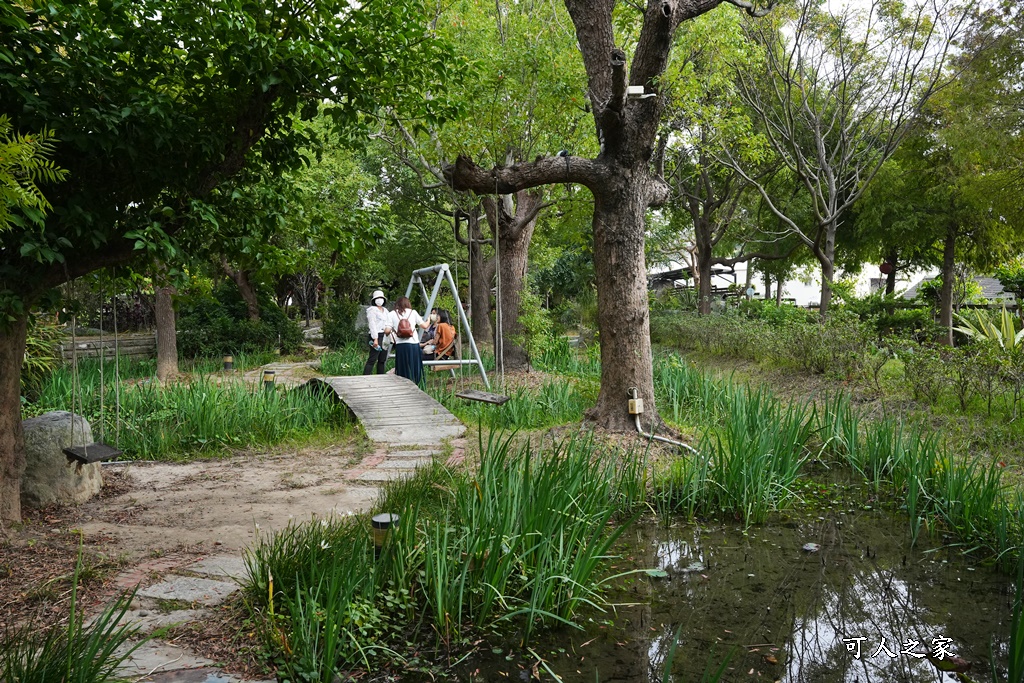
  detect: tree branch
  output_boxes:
[445,154,608,195]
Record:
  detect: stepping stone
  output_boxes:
[138,576,238,606]
[353,470,415,482]
[146,668,260,683]
[119,608,207,633]
[187,555,250,581]
[386,449,440,459]
[386,458,434,470]
[115,640,214,678]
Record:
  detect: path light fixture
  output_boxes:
[371,512,400,559]
[223,355,234,371]
[262,370,276,391]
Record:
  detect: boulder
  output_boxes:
[21,411,103,507]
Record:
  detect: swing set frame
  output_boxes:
[403,262,491,390]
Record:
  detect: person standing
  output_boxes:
[388,296,430,385]
[363,289,391,375]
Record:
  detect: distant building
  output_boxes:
[902,276,1017,306]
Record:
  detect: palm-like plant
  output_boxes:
[954,307,1024,349]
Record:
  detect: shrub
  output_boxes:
[896,341,945,404]
[176,282,303,357]
[322,298,363,349]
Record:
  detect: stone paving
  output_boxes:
[100,363,468,682]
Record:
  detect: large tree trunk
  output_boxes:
[0,314,28,524]
[938,224,957,346]
[484,191,545,371]
[775,275,785,305]
[695,224,713,315]
[154,265,178,383]
[763,272,772,301]
[588,179,658,431]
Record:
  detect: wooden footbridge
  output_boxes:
[306,375,466,482]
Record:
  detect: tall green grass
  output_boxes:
[29,361,352,460]
[431,380,594,430]
[244,431,647,676]
[654,368,812,525]
[657,353,1024,563]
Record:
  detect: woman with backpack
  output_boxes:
[388,296,430,385]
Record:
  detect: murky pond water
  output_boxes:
[448,509,1013,682]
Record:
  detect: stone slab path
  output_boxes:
[95,372,468,681]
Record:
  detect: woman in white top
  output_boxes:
[388,296,430,385]
[363,290,391,375]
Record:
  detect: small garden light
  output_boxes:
[223,355,233,371]
[371,512,400,559]
[262,370,276,391]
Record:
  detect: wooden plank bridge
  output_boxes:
[307,375,466,482]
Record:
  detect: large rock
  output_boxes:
[22,411,103,507]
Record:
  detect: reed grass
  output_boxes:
[653,351,1024,563]
[29,362,353,460]
[243,430,647,674]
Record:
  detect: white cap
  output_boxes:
[371,290,386,305]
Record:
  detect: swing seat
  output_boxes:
[63,442,122,464]
[455,390,511,405]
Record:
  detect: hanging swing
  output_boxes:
[63,278,124,465]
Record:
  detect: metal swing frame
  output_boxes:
[402,263,490,390]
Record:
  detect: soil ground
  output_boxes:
[0,438,377,635]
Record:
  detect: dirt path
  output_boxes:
[77,444,378,560]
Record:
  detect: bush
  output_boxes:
[176,282,303,357]
[322,298,363,349]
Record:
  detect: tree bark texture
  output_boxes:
[456,207,494,343]
[939,224,956,346]
[484,191,545,371]
[817,224,837,318]
[0,314,28,523]
[695,220,714,315]
[154,266,179,383]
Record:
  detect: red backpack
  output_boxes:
[396,312,414,338]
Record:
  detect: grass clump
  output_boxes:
[27,356,353,460]
[242,430,646,679]
[0,551,144,683]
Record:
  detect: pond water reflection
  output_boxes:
[452,510,1012,682]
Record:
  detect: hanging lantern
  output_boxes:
[879,262,894,275]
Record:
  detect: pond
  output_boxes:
[446,508,1012,682]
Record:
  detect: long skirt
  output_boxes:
[394,342,424,386]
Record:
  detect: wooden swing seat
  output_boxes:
[63,442,123,464]
[455,389,511,405]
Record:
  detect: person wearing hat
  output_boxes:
[363,289,392,375]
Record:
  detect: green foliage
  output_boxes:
[176,283,303,357]
[29,363,349,460]
[512,282,553,364]
[654,353,1024,563]
[736,299,815,326]
[955,307,1024,349]
[322,298,363,350]
[0,549,144,683]
[21,316,63,399]
[995,261,1024,301]
[0,0,461,320]
[0,115,66,232]
[244,432,646,673]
